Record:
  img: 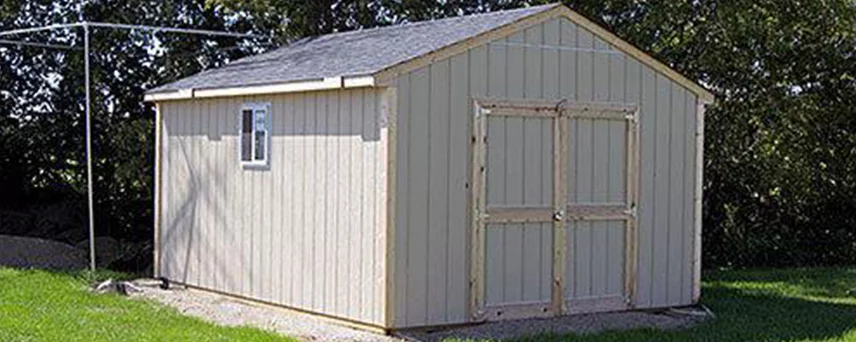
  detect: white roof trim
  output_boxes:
[144,76,376,102]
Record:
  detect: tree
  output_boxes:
[0,0,269,271]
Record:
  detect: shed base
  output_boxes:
[163,279,390,335]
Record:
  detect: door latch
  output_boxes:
[553,210,564,222]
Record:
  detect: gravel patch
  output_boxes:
[131,281,709,341]
[397,308,710,341]
[0,234,87,270]
[132,283,400,342]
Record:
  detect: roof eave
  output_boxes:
[143,75,377,102]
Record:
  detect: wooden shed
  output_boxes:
[145,3,714,332]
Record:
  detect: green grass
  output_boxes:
[2,267,854,341]
[512,267,856,342]
[0,267,295,342]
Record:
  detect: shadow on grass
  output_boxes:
[706,267,856,301]
[512,271,856,342]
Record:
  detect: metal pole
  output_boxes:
[86,22,265,39]
[0,39,81,50]
[84,22,96,272]
[0,23,84,37]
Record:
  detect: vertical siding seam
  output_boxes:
[572,115,579,297]
[298,95,306,306]
[606,48,614,293]
[588,118,595,296]
[541,22,546,98]
[587,30,595,297]
[360,90,367,320]
[234,101,242,295]
[538,23,545,299]
[520,122,527,302]
[250,96,257,297]
[678,93,688,304]
[269,100,276,301]
[605,81,613,292]
[502,37,509,303]
[403,73,412,326]
[320,93,328,310]
[197,100,204,289]
[280,96,287,304]
[423,66,433,322]
[444,59,453,322]
[519,30,528,302]
[220,99,227,292]
[635,63,643,305]
[665,83,673,303]
[558,19,564,96]
[334,92,342,313]
[574,25,580,102]
[465,49,474,321]
[648,78,658,304]
[624,55,632,300]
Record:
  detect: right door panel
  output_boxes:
[564,115,638,313]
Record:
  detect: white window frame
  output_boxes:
[239,102,271,168]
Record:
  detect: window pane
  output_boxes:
[255,130,265,160]
[241,110,253,161]
[253,110,266,161]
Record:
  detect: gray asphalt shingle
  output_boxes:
[147,3,558,94]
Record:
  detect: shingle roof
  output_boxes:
[147,3,559,94]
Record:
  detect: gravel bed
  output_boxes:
[398,308,710,341]
[132,284,400,342]
[132,282,709,341]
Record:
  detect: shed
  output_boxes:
[145,3,713,332]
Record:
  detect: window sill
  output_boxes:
[241,161,270,170]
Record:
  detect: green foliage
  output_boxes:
[0,0,272,272]
[566,0,856,267]
[0,267,294,341]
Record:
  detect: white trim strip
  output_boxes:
[196,77,341,98]
[144,75,376,102]
[343,75,376,87]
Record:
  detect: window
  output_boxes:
[240,103,270,167]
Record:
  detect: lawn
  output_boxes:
[0,267,294,341]
[1,267,854,341]
[515,267,856,342]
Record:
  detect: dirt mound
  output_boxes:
[0,234,87,270]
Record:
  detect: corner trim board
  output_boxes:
[382,86,398,328]
[692,100,706,303]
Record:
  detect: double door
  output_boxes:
[469,98,639,320]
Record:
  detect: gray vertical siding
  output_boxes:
[159,88,387,326]
[392,17,699,327]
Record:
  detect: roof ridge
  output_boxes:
[230,3,558,66]
[295,3,559,42]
